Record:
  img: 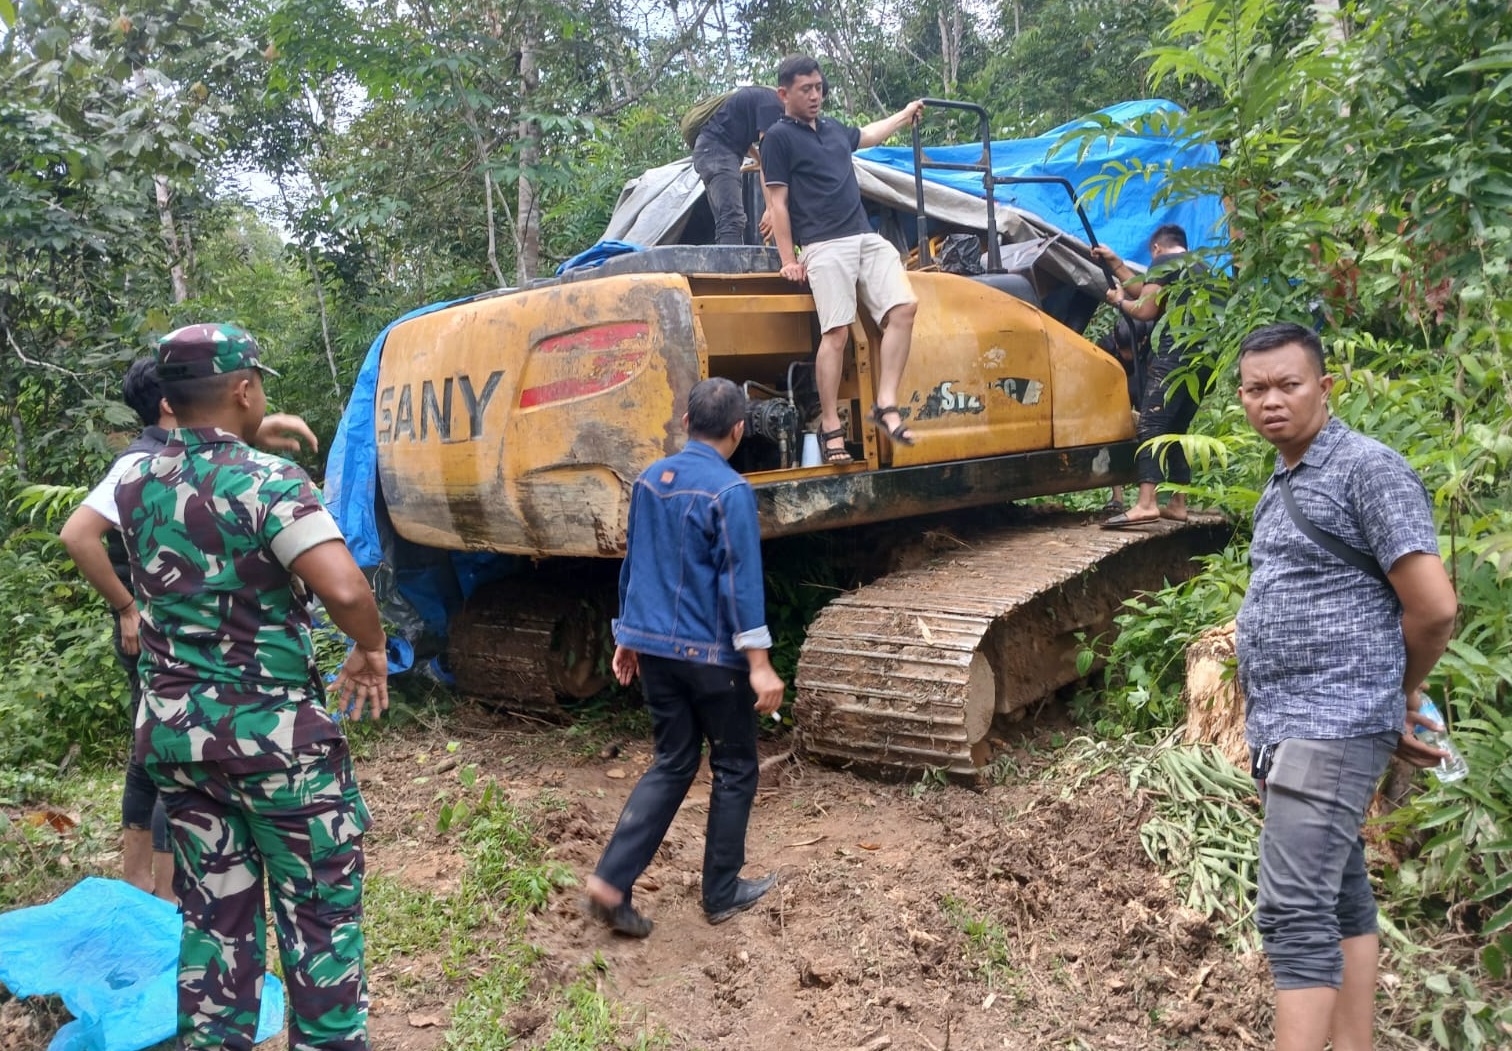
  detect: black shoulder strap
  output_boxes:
[1272,472,1389,584]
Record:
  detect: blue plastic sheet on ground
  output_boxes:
[0,877,285,1051]
[858,98,1227,268]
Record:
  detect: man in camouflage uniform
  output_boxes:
[61,358,320,901]
[116,323,389,1051]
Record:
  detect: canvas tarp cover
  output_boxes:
[603,98,1225,282]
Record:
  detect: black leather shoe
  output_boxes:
[705,874,777,925]
[585,896,654,938]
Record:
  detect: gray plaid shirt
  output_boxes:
[1237,417,1440,748]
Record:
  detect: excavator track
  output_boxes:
[794,513,1230,779]
[449,571,614,719]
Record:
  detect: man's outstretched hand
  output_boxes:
[330,645,389,722]
[255,413,319,456]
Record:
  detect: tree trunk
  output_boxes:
[483,160,507,288]
[154,176,190,303]
[3,368,27,480]
[516,32,542,284]
[304,247,341,395]
[938,0,963,96]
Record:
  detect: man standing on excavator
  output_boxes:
[689,85,784,246]
[1093,224,1210,528]
[762,54,924,464]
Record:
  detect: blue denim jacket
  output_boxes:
[612,440,772,670]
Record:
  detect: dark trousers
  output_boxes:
[692,137,748,246]
[594,654,759,912]
[1135,355,1211,486]
[115,613,169,852]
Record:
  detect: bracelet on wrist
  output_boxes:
[115,600,135,614]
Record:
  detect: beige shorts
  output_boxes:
[801,233,917,333]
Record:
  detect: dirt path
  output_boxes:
[359,706,1271,1050]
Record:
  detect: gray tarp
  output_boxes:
[600,156,1114,294]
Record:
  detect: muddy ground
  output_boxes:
[2,701,1274,1050]
[357,704,1272,1050]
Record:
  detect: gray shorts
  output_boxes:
[1255,732,1397,990]
[801,232,916,333]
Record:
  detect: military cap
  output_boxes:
[156,323,280,381]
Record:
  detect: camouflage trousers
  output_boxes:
[150,737,371,1051]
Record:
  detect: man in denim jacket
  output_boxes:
[585,378,785,937]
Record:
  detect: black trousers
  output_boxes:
[692,138,748,246]
[115,612,169,852]
[593,654,759,912]
[1135,355,1211,487]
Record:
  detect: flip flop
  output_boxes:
[1100,512,1161,530]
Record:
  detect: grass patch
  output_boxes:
[0,761,124,912]
[940,894,1019,990]
[407,776,674,1047]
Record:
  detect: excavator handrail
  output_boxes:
[909,98,1115,287]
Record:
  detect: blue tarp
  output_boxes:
[0,877,284,1051]
[324,299,519,674]
[555,239,643,275]
[858,99,1226,268]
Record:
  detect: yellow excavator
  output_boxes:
[370,101,1227,777]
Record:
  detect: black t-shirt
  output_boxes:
[761,115,872,247]
[1149,254,1211,361]
[700,86,784,155]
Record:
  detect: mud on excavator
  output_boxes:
[370,100,1228,778]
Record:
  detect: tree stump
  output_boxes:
[1182,621,1247,769]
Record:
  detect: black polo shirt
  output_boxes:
[761,115,871,247]
[699,86,783,155]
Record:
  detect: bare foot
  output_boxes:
[585,874,623,908]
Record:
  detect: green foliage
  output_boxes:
[0,477,128,773]
[459,783,574,913]
[940,894,1019,989]
[1080,549,1249,735]
[1059,0,1512,1037]
[1129,743,1258,943]
[0,769,119,912]
[968,0,1178,135]
[1380,703,1512,943]
[1413,965,1512,1051]
[762,534,851,722]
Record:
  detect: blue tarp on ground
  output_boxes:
[858,98,1226,268]
[0,877,285,1051]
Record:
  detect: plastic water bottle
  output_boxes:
[1414,697,1469,783]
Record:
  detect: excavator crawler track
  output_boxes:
[449,571,615,719]
[794,513,1230,780]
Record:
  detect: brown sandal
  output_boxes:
[819,426,852,463]
[869,405,916,446]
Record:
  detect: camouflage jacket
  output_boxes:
[116,426,347,764]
